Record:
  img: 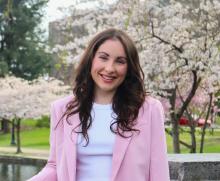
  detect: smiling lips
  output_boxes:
[99,73,116,83]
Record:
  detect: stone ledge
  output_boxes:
[168,153,220,162]
[0,154,47,167]
[168,154,220,181]
[0,153,220,180]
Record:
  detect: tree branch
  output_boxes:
[177,70,201,120]
[150,19,184,53]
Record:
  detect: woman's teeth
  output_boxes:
[101,74,115,80]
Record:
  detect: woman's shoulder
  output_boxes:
[50,95,75,128]
[136,96,164,125]
[141,96,164,114]
[143,96,162,108]
[51,95,75,110]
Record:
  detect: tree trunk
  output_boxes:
[16,118,22,154]
[11,119,16,145]
[169,88,180,153]
[190,125,196,153]
[210,106,214,135]
[200,93,213,153]
[172,119,180,153]
[2,118,10,133]
[185,109,197,153]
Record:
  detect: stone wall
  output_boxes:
[1,153,220,180]
[168,154,220,181]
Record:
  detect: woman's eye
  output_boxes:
[99,56,108,60]
[116,59,126,64]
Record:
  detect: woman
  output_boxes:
[28,28,170,181]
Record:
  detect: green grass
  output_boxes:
[22,118,37,127]
[0,124,220,153]
[215,116,220,125]
[166,128,220,153]
[0,128,50,149]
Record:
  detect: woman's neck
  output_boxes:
[93,89,115,104]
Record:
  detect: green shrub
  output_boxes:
[22,118,36,127]
[0,61,9,77]
[35,115,50,128]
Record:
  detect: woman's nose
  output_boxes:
[105,60,115,72]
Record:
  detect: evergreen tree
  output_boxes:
[0,0,52,80]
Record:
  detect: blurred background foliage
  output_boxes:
[0,0,52,80]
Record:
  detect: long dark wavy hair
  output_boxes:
[61,28,146,145]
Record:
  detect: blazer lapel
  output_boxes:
[111,131,133,181]
[64,114,80,181]
[63,113,133,181]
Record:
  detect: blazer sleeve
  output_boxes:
[149,100,170,181]
[27,103,57,181]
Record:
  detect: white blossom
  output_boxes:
[0,76,71,119]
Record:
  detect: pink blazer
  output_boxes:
[27,96,170,181]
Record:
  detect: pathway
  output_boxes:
[0,146,49,159]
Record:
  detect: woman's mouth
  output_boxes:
[99,74,116,82]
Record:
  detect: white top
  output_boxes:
[76,103,116,181]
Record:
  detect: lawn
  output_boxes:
[166,127,220,153]
[0,126,220,153]
[0,128,50,149]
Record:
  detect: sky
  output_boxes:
[45,0,75,24]
[41,0,117,37]
[43,0,117,31]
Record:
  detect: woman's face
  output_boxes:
[91,39,128,97]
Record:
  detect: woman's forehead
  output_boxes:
[96,39,126,58]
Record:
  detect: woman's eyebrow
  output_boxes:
[97,51,127,60]
[97,51,109,56]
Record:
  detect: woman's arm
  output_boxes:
[27,103,57,181]
[149,100,170,181]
